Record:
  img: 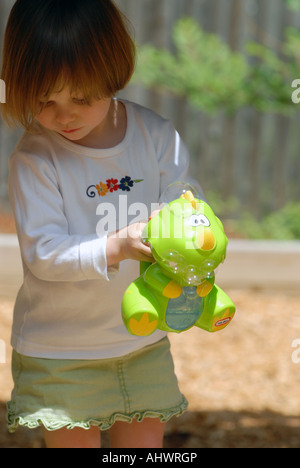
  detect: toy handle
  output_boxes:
[140,261,152,275]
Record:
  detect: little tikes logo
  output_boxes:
[0,80,5,104]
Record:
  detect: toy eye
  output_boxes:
[186,215,210,227]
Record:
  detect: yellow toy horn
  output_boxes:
[181,191,198,210]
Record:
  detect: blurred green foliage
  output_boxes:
[207,191,300,240]
[234,203,300,240]
[133,8,300,240]
[133,16,298,116]
[134,18,249,115]
[286,0,300,11]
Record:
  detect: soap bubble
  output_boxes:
[159,181,201,205]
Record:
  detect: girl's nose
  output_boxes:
[55,107,76,125]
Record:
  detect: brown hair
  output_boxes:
[0,0,136,129]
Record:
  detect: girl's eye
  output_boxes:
[72,98,88,105]
[39,101,54,109]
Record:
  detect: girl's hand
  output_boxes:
[106,221,153,266]
[149,209,161,220]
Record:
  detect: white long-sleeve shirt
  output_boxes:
[8,100,202,359]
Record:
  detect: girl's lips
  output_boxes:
[62,128,81,134]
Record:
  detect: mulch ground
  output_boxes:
[1,288,300,448]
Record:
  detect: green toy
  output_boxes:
[122,184,236,336]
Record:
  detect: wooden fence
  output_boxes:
[1,0,299,217]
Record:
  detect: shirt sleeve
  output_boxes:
[9,151,115,282]
[156,119,206,201]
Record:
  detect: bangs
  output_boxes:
[1,0,135,130]
[31,60,111,109]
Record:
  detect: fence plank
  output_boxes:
[0,0,299,220]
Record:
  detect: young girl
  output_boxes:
[1,0,203,448]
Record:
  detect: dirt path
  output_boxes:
[1,289,300,448]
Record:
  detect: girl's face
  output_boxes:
[36,87,112,146]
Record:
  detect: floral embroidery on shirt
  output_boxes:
[87,176,144,198]
[96,182,109,197]
[119,176,134,192]
[106,178,119,193]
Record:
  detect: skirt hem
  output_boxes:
[7,397,188,433]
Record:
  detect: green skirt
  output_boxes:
[7,337,187,432]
